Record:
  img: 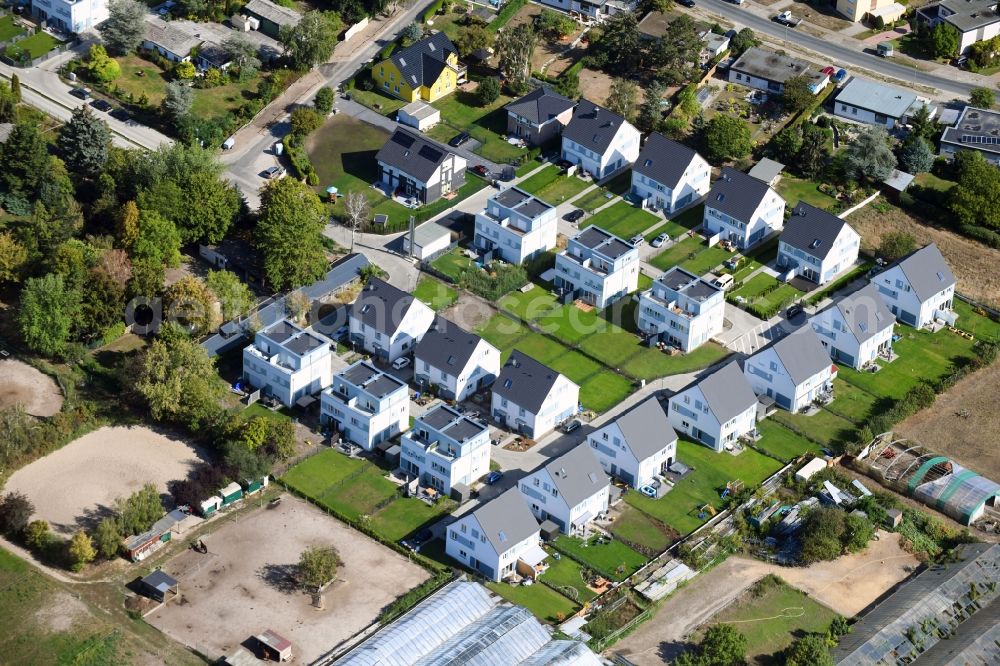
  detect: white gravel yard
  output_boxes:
[0,359,63,417]
[3,426,207,535]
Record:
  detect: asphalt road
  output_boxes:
[696,0,982,100]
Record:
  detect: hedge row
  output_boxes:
[421,0,444,23]
[284,133,319,185]
[488,0,527,32]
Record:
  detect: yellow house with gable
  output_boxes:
[372,32,466,103]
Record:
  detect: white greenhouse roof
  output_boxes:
[412,605,549,666]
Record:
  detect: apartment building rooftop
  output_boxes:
[418,404,488,443]
[573,225,635,259]
[340,361,407,399]
[260,320,328,356]
[656,266,722,302]
[492,187,554,219]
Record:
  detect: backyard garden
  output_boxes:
[584,201,661,241]
[516,163,592,204]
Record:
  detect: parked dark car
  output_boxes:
[449,132,471,147]
[485,471,503,485]
[562,419,582,434]
[69,87,90,100]
[471,164,490,178]
[90,99,113,112]
[564,208,585,223]
[678,0,695,6]
[109,108,131,122]
[786,303,804,319]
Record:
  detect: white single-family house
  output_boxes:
[400,404,491,494]
[587,397,678,489]
[810,283,896,370]
[491,351,579,440]
[728,47,829,96]
[414,317,501,401]
[743,328,837,413]
[473,187,558,265]
[561,99,641,180]
[376,128,466,204]
[630,133,712,214]
[917,0,1000,55]
[505,86,576,147]
[703,167,786,250]
[320,360,409,450]
[668,361,759,451]
[242,319,333,408]
[834,78,933,129]
[446,488,545,582]
[348,277,435,362]
[872,243,957,328]
[638,266,726,352]
[939,106,1000,165]
[777,203,860,285]
[33,0,108,33]
[518,445,610,536]
[554,225,640,309]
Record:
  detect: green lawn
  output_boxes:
[644,218,699,243]
[954,299,1000,342]
[510,332,568,364]
[368,497,456,541]
[574,186,616,212]
[541,550,600,603]
[552,535,648,581]
[486,581,580,623]
[112,54,169,105]
[823,378,880,423]
[838,329,975,400]
[537,303,603,345]
[548,350,603,385]
[729,273,803,314]
[620,342,730,382]
[755,419,826,461]
[579,371,635,413]
[16,30,58,58]
[626,439,783,534]
[517,164,591,204]
[348,85,408,115]
[430,90,529,163]
[649,235,705,271]
[578,326,645,366]
[500,285,558,321]
[586,201,660,240]
[680,243,733,276]
[241,401,293,423]
[0,16,26,42]
[281,450,370,497]
[708,576,839,663]
[776,175,839,211]
[413,276,458,311]
[431,246,476,281]
[730,273,779,300]
[609,505,676,554]
[478,314,531,350]
[317,468,399,521]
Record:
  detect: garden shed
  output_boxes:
[139,570,179,603]
[219,482,244,507]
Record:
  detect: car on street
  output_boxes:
[90,99,113,112]
[651,232,669,248]
[69,87,91,100]
[262,166,286,179]
[564,208,585,223]
[630,235,645,247]
[449,132,471,147]
[471,164,490,178]
[562,419,582,434]
[391,356,412,370]
[109,108,130,122]
[678,0,695,6]
[773,11,799,26]
[485,471,503,485]
[639,485,658,499]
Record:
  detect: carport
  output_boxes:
[139,570,179,603]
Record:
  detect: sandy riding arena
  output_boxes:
[4,426,206,535]
[148,494,430,663]
[0,359,64,417]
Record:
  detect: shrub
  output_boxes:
[476,76,501,106]
[460,262,528,300]
[24,520,53,550]
[0,491,34,536]
[314,86,335,114]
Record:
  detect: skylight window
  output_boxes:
[399,57,407,67]
[498,530,507,543]
[858,322,868,333]
[361,304,371,314]
[446,355,456,366]
[810,239,822,249]
[504,379,513,389]
[644,159,653,167]
[936,271,944,281]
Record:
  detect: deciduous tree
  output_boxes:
[496,23,537,92]
[605,78,638,122]
[297,545,341,590]
[454,23,492,58]
[636,80,666,134]
[68,530,96,571]
[18,273,80,357]
[785,634,832,666]
[704,115,753,162]
[86,44,121,82]
[281,11,343,70]
[0,232,27,283]
[100,0,147,55]
[476,76,501,106]
[136,336,226,429]
[948,150,1000,229]
[256,177,328,290]
[0,491,33,536]
[930,22,959,58]
[93,517,122,559]
[206,269,254,320]
[314,86,335,114]
[590,11,640,74]
[781,75,814,113]
[164,275,219,336]
[223,34,261,82]
[844,125,897,184]
[290,106,324,136]
[970,86,996,109]
[730,28,759,56]
[535,9,576,40]
[24,520,52,550]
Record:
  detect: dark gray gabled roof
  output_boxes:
[376,128,452,182]
[832,283,895,344]
[505,86,575,125]
[542,445,608,508]
[349,277,423,336]
[562,99,633,156]
[493,350,564,414]
[632,133,704,189]
[695,361,757,424]
[388,31,458,90]
[611,397,678,462]
[415,316,495,375]
[892,243,955,301]
[769,328,833,385]
[781,202,854,260]
[706,167,778,223]
[470,488,539,554]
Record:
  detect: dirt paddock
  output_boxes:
[148,494,430,663]
[3,426,207,535]
[0,359,63,417]
[609,532,918,665]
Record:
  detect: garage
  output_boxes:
[402,222,452,260]
[397,101,440,131]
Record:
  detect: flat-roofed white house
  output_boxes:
[446,488,544,582]
[810,283,896,370]
[638,266,725,352]
[243,319,333,408]
[348,277,435,362]
[505,86,576,147]
[414,317,501,401]
[743,328,837,413]
[917,0,1000,54]
[833,78,932,129]
[400,404,491,494]
[491,351,579,440]
[872,243,957,329]
[630,133,711,214]
[320,360,409,450]
[587,398,678,488]
[32,0,108,34]
[777,203,860,285]
[518,445,610,536]
[473,187,558,265]
[939,106,1000,165]
[668,361,759,451]
[729,47,829,95]
[554,226,640,309]
[376,128,466,204]
[561,99,641,180]
[703,167,786,250]
[402,221,451,260]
